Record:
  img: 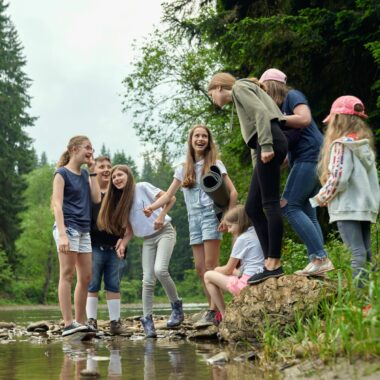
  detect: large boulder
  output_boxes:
[219,275,337,342]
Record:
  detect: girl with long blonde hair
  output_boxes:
[311,96,380,286]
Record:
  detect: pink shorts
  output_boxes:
[226,274,251,296]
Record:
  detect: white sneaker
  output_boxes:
[295,259,334,276]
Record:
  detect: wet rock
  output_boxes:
[233,351,256,362]
[0,322,16,329]
[80,368,100,377]
[187,325,218,340]
[27,321,49,332]
[219,275,337,342]
[207,351,229,365]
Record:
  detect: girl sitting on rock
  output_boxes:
[203,205,264,324]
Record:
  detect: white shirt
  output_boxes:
[231,227,264,276]
[129,182,171,238]
[174,159,227,206]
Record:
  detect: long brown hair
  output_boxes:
[223,205,253,236]
[97,165,135,235]
[182,125,219,188]
[318,113,375,184]
[261,80,289,107]
[57,135,90,167]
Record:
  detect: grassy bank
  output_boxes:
[256,227,380,369]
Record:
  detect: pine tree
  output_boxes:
[0,0,35,265]
[39,152,48,167]
[100,143,111,157]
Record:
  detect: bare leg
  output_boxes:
[58,251,77,326]
[74,253,92,324]
[204,271,230,318]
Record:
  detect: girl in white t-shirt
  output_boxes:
[98,165,183,338]
[144,125,238,325]
[204,205,264,323]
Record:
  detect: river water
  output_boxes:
[0,306,258,380]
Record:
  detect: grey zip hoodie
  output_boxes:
[310,138,380,223]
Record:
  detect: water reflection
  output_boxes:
[57,337,214,380]
[60,340,123,380]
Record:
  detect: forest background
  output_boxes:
[1,0,379,305]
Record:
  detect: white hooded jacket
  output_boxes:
[310,137,380,223]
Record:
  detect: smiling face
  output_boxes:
[191,127,209,157]
[112,169,128,190]
[73,139,94,164]
[226,222,240,236]
[95,158,112,187]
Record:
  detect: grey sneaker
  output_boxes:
[62,321,88,337]
[295,258,334,276]
[194,310,216,328]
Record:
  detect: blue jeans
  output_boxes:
[88,246,126,293]
[282,161,327,260]
[337,220,372,282]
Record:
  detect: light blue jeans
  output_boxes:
[282,161,327,261]
[337,220,372,283]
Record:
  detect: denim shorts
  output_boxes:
[88,246,126,293]
[188,205,222,245]
[53,225,92,253]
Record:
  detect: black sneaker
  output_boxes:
[62,321,88,337]
[247,267,284,285]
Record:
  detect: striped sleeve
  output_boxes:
[318,142,345,204]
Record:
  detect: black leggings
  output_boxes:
[245,121,288,259]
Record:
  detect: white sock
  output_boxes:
[109,350,122,376]
[107,299,120,321]
[86,297,99,320]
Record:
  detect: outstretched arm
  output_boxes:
[283,104,311,129]
[153,191,176,230]
[144,178,181,216]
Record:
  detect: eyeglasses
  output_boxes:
[80,145,95,153]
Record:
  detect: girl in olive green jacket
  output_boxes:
[208,73,288,284]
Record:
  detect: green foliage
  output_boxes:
[122,27,224,148]
[14,165,56,303]
[120,279,142,303]
[0,249,12,298]
[0,0,36,264]
[176,269,205,300]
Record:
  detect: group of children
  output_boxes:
[51,68,380,337]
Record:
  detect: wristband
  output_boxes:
[89,173,97,177]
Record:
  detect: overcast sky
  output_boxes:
[7,0,164,168]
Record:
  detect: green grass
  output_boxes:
[256,225,380,367]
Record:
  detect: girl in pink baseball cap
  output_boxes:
[260,68,334,277]
[310,96,379,286]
